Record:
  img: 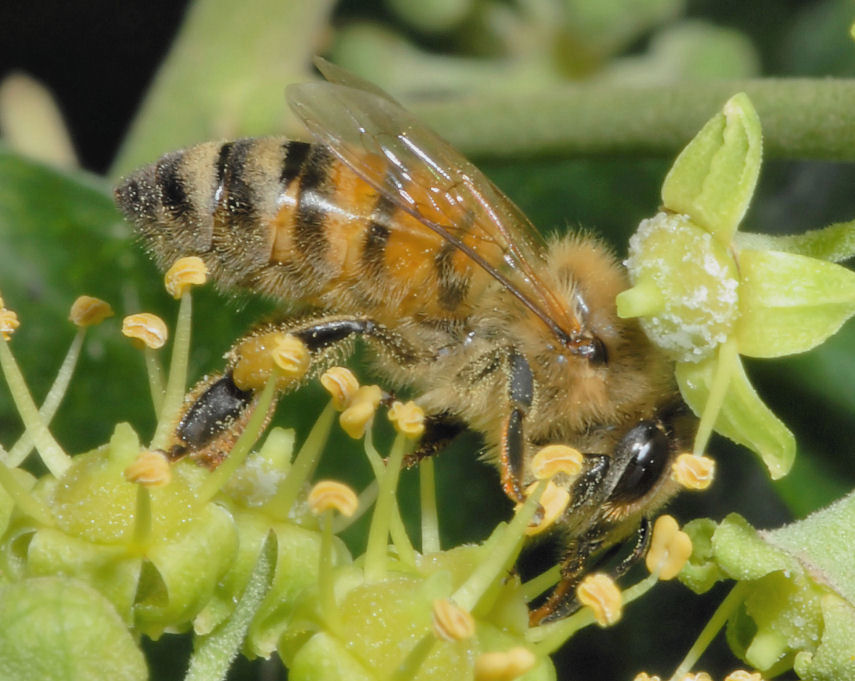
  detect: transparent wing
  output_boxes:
[286,66,584,345]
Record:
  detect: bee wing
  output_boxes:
[286,71,584,344]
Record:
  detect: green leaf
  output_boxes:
[735,220,855,263]
[0,576,147,681]
[794,594,855,681]
[676,354,795,478]
[736,249,855,358]
[661,91,762,244]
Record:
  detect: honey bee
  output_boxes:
[115,60,695,623]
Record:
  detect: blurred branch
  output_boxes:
[110,0,335,178]
[409,78,855,161]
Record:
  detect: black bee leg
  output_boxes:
[499,349,534,503]
[171,315,420,465]
[528,518,652,625]
[403,413,467,468]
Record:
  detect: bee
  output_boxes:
[115,60,695,623]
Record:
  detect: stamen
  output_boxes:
[124,449,172,488]
[576,573,622,627]
[270,334,310,379]
[672,453,716,490]
[122,313,168,349]
[308,479,359,517]
[320,366,359,410]
[473,647,537,681]
[164,256,208,299]
[339,385,383,439]
[645,515,693,580]
[68,296,113,327]
[531,444,583,480]
[431,599,475,642]
[0,308,20,340]
[388,400,425,438]
[518,480,570,536]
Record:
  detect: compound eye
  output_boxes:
[609,421,671,503]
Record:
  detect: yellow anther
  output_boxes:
[473,647,537,681]
[320,366,359,410]
[122,313,168,349]
[531,444,583,480]
[69,295,114,327]
[576,573,622,627]
[679,673,712,681]
[724,671,764,681]
[431,599,475,642]
[232,331,309,390]
[307,480,359,517]
[124,450,172,488]
[164,256,208,299]
[0,307,20,340]
[518,480,570,536]
[271,334,310,379]
[339,385,383,439]
[388,400,425,438]
[672,453,716,490]
[645,514,693,580]
[633,674,662,681]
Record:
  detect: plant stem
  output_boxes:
[419,457,440,555]
[412,79,855,161]
[364,432,408,582]
[151,292,192,451]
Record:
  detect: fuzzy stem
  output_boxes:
[0,339,71,477]
[144,347,165,415]
[151,292,192,450]
[364,432,408,582]
[0,460,54,525]
[419,457,440,554]
[197,370,279,503]
[4,328,85,466]
[693,338,739,456]
[453,480,546,612]
[270,401,336,519]
[668,582,749,681]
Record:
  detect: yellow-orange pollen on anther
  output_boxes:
[518,480,570,536]
[724,671,764,681]
[388,400,426,438]
[431,598,475,642]
[320,366,359,410]
[164,256,208,299]
[271,334,310,379]
[473,647,537,681]
[69,295,114,327]
[122,313,168,349]
[231,332,308,391]
[307,480,359,517]
[645,514,693,580]
[679,673,713,681]
[0,307,20,340]
[633,674,662,681]
[124,450,172,488]
[531,444,584,480]
[339,385,383,439]
[576,573,622,627]
[671,453,716,490]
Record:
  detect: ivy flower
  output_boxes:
[617,93,855,478]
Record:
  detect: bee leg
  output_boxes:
[499,349,534,503]
[403,413,467,468]
[528,518,652,625]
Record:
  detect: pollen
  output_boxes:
[339,385,383,439]
[320,366,359,410]
[645,514,693,580]
[122,313,168,349]
[633,674,662,681]
[388,400,426,438]
[307,479,359,517]
[672,453,716,490]
[271,334,310,379]
[124,450,172,488]
[473,647,537,681]
[68,295,114,327]
[576,573,622,627]
[431,598,475,642]
[724,671,764,681]
[0,307,20,340]
[521,480,570,536]
[531,444,583,480]
[679,673,712,681]
[164,256,208,299]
